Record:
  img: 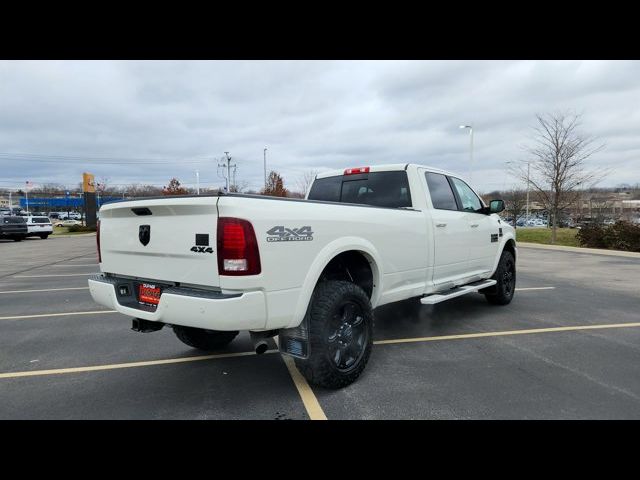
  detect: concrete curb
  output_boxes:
[518,242,640,259]
[51,233,97,238]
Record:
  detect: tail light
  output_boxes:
[217,217,261,276]
[96,220,102,263]
[344,166,370,175]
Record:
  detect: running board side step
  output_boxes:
[420,279,497,305]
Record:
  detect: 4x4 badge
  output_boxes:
[266,226,313,242]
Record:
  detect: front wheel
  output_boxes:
[40,234,49,239]
[173,326,239,351]
[484,250,516,305]
[12,236,24,242]
[294,281,373,389]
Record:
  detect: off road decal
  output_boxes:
[491,233,499,243]
[266,226,313,242]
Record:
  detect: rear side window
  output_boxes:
[2,217,26,224]
[425,172,458,210]
[308,171,412,208]
[33,217,50,223]
[307,175,342,202]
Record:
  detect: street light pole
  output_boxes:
[459,125,474,182]
[263,147,267,191]
[196,169,200,195]
[525,160,530,220]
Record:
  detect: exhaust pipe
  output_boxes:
[250,330,278,355]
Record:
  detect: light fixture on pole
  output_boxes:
[459,124,474,181]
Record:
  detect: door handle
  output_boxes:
[470,224,479,228]
[436,223,447,228]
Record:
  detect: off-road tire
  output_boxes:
[294,281,373,389]
[173,326,239,351]
[484,250,516,305]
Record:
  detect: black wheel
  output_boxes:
[294,281,373,389]
[12,236,23,242]
[173,326,239,351]
[484,250,516,305]
[40,234,49,239]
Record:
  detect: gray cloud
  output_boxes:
[0,60,638,194]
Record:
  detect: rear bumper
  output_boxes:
[27,226,53,235]
[88,274,267,331]
[0,228,27,236]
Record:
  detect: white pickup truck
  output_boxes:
[89,164,516,388]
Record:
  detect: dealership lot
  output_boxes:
[1,235,639,419]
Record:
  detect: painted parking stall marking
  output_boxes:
[373,322,640,346]
[0,310,117,321]
[0,287,90,295]
[0,350,280,380]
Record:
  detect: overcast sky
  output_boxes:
[0,60,638,194]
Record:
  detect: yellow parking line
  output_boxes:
[374,322,640,346]
[0,350,279,379]
[14,273,97,278]
[515,287,556,291]
[0,287,90,295]
[53,264,97,267]
[275,337,327,420]
[0,310,117,320]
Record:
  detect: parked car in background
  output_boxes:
[25,216,53,239]
[0,215,27,241]
[54,219,82,228]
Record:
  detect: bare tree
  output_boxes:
[503,188,528,228]
[511,112,607,243]
[229,180,250,193]
[296,169,319,197]
[124,184,163,198]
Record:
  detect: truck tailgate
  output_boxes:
[99,196,220,287]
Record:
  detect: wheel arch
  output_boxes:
[289,237,383,328]
[490,236,517,276]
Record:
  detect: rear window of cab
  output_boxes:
[308,171,412,208]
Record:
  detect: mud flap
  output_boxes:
[278,314,309,359]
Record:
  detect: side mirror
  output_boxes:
[489,199,505,214]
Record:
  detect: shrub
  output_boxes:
[67,225,97,233]
[577,221,640,252]
[576,224,606,248]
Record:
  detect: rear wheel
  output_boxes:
[294,281,373,389]
[484,250,516,305]
[12,236,24,242]
[40,234,49,239]
[173,326,239,351]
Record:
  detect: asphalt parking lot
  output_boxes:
[1,235,639,419]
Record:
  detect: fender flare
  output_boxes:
[288,236,383,328]
[489,234,517,276]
